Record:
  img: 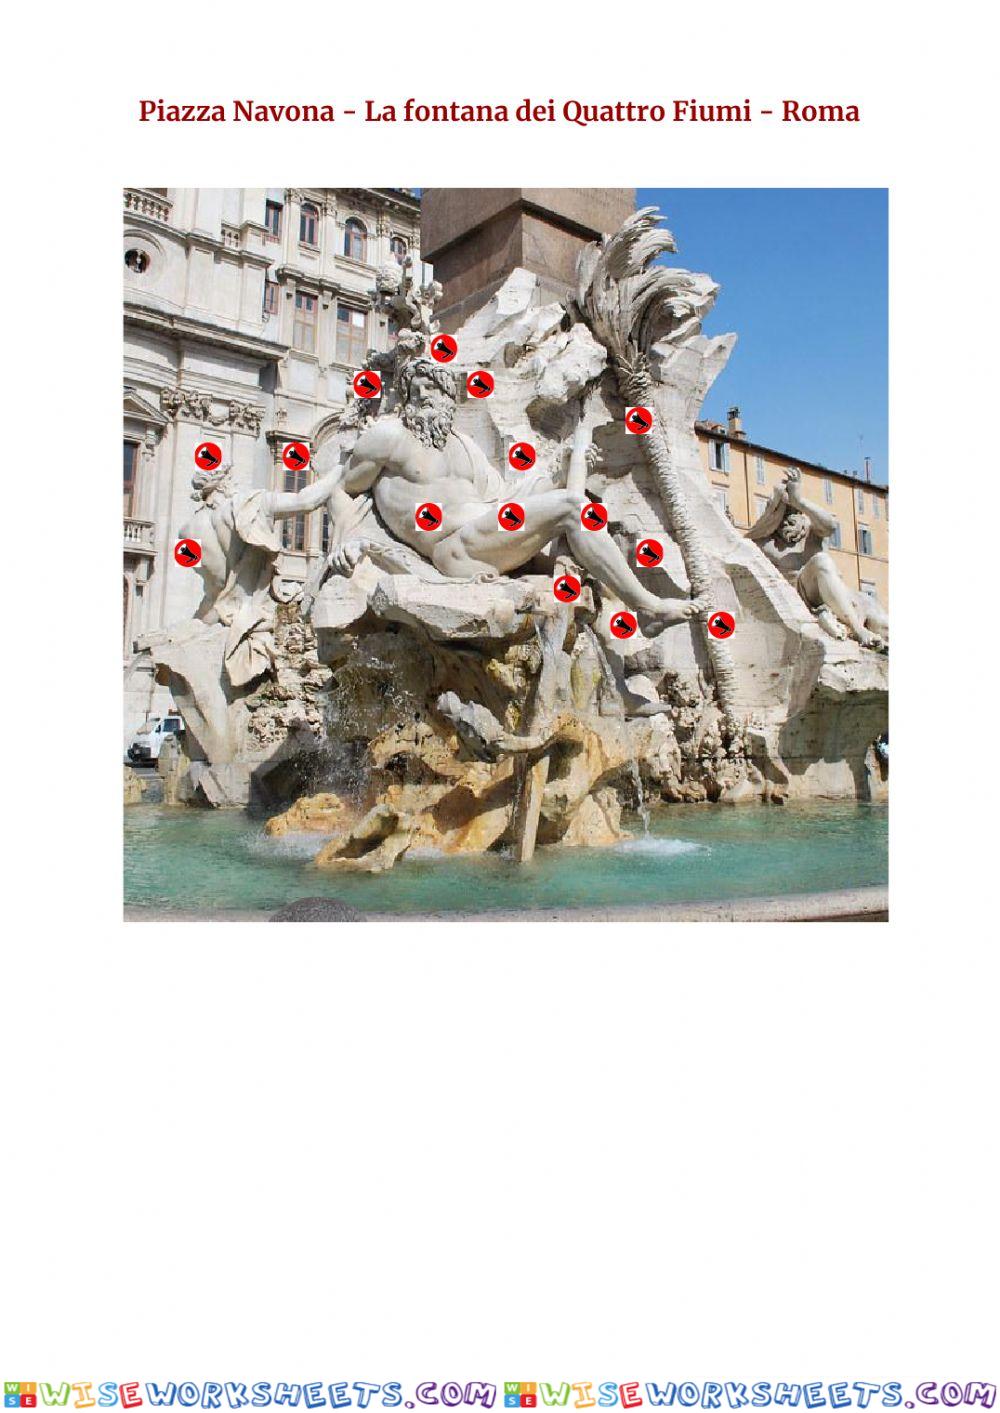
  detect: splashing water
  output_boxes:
[628,758,651,835]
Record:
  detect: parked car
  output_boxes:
[127,714,184,764]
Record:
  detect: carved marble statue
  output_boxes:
[310,356,704,634]
[138,205,888,849]
[179,461,343,687]
[747,466,888,650]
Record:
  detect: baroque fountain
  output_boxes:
[136,208,888,876]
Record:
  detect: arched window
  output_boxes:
[390,235,407,266]
[299,202,319,245]
[344,218,367,262]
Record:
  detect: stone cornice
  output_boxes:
[124,305,288,362]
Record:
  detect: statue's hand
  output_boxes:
[330,538,368,576]
[782,465,803,504]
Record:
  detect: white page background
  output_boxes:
[2,0,995,1384]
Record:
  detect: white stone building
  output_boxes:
[123,186,424,741]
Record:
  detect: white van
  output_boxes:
[127,713,184,764]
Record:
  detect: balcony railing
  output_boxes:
[124,518,156,555]
[124,188,172,223]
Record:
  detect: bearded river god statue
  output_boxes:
[138,208,888,864]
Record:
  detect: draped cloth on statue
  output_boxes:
[215,490,284,689]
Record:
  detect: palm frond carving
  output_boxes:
[573,206,718,373]
[573,207,743,742]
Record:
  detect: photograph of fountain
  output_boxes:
[123,187,888,921]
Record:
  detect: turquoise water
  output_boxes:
[124,801,887,916]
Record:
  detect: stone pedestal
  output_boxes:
[421,188,635,330]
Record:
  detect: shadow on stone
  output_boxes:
[269,897,366,922]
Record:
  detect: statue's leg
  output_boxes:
[431,491,580,580]
[858,592,889,638]
[562,518,700,625]
[433,490,695,624]
[799,553,881,646]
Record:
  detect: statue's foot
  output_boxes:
[858,628,886,652]
[816,607,848,640]
[637,598,700,637]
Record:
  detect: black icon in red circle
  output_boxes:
[553,574,582,603]
[581,502,608,531]
[431,334,458,363]
[467,370,494,399]
[610,610,638,640]
[636,537,664,567]
[508,442,536,471]
[174,538,202,568]
[194,442,223,471]
[498,502,525,531]
[625,406,653,435]
[415,502,443,531]
[708,611,736,639]
[353,370,382,399]
[282,441,310,471]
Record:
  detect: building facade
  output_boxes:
[697,408,889,606]
[123,186,423,740]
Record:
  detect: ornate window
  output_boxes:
[124,440,139,517]
[263,280,280,316]
[281,463,310,552]
[265,200,282,238]
[344,217,367,262]
[299,202,319,245]
[293,291,317,353]
[336,305,367,365]
[390,235,407,266]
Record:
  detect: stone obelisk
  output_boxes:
[421,188,636,331]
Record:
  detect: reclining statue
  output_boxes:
[747,466,888,650]
[308,357,705,636]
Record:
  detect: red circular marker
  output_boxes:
[174,538,202,568]
[708,610,736,639]
[553,573,582,603]
[508,441,536,471]
[580,502,608,531]
[353,369,382,399]
[498,501,525,531]
[430,334,457,363]
[610,610,638,640]
[467,369,494,399]
[194,441,223,471]
[282,441,310,472]
[625,406,653,435]
[636,537,664,568]
[415,502,443,532]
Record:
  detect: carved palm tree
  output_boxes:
[573,206,741,738]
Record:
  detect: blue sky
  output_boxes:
[637,188,888,484]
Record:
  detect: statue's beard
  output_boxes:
[401,397,455,450]
[779,517,808,546]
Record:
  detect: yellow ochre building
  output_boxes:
[697,407,889,606]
